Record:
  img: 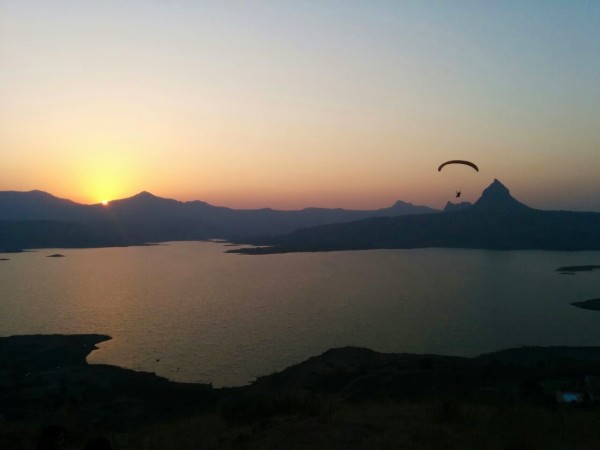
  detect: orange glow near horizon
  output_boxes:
[1,2,599,212]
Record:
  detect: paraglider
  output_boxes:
[438,160,479,199]
[437,160,479,172]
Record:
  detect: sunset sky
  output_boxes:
[1,1,599,210]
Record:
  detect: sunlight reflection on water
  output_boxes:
[1,242,600,386]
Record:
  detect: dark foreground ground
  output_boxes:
[3,335,600,449]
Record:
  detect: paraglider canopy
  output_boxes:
[438,160,479,172]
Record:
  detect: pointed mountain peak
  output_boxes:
[110,191,170,206]
[487,178,509,194]
[134,191,157,198]
[122,191,177,203]
[472,179,531,212]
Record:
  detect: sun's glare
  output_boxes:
[101,199,109,206]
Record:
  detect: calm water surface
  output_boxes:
[1,242,600,386]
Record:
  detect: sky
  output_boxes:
[1,1,599,210]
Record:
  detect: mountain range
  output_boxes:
[0,189,435,251]
[233,179,600,253]
[2,179,600,253]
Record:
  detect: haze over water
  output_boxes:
[1,241,600,387]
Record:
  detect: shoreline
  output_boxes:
[4,333,600,399]
[5,238,600,255]
[4,334,600,448]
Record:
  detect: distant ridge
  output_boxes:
[233,179,600,253]
[0,190,90,221]
[4,180,600,253]
[0,189,438,250]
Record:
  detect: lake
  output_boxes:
[1,242,600,387]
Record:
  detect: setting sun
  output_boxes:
[101,200,109,206]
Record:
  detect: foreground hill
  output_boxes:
[233,179,600,253]
[3,334,600,449]
[0,190,436,250]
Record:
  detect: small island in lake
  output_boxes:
[46,253,65,258]
[572,298,600,311]
[556,265,600,273]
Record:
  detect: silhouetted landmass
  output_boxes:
[0,190,92,221]
[232,179,600,254]
[4,334,600,449]
[3,180,600,254]
[0,220,148,250]
[572,299,600,311]
[556,265,600,272]
[443,201,473,212]
[0,191,437,251]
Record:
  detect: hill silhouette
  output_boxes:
[0,190,437,250]
[3,180,600,252]
[5,334,600,449]
[471,178,531,212]
[233,179,600,253]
